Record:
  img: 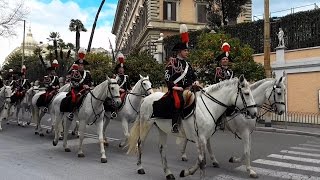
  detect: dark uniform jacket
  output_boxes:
[165,57,197,90]
[44,75,59,91]
[214,67,233,84]
[116,74,131,91]
[70,70,93,91]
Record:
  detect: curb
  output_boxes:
[255,127,320,137]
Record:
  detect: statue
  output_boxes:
[277,28,285,47]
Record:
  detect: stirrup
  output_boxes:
[43,107,48,113]
[111,112,117,119]
[171,124,179,133]
[67,113,74,121]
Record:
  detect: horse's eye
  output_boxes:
[111,87,114,90]
[143,83,146,85]
[244,92,249,96]
[277,92,281,96]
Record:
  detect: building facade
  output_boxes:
[112,0,252,58]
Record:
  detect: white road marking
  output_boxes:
[280,150,320,158]
[236,165,320,180]
[290,147,320,152]
[253,159,320,172]
[300,143,320,148]
[212,174,249,180]
[268,154,320,164]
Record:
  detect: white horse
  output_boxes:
[52,77,121,163]
[16,85,41,127]
[0,86,13,131]
[127,76,258,180]
[103,75,153,147]
[179,77,286,178]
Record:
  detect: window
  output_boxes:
[197,3,207,23]
[163,1,176,21]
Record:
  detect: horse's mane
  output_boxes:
[205,78,240,93]
[250,78,275,90]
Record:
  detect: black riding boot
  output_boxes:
[171,110,181,133]
[216,116,225,130]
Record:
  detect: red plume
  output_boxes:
[221,42,231,56]
[117,52,125,64]
[71,64,79,70]
[52,59,59,68]
[21,65,26,74]
[180,24,189,44]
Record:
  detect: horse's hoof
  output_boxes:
[101,158,108,163]
[179,170,186,177]
[18,123,21,126]
[78,153,85,158]
[46,129,50,134]
[229,157,235,163]
[52,140,58,146]
[119,142,125,148]
[250,173,258,178]
[39,133,44,137]
[65,148,71,152]
[181,157,188,162]
[59,136,63,140]
[27,122,30,125]
[137,168,145,174]
[6,122,9,125]
[104,142,109,147]
[166,174,175,180]
[212,162,220,168]
[35,132,39,135]
[71,131,75,135]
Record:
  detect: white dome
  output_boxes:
[22,27,38,47]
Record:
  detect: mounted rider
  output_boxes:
[64,48,93,120]
[213,42,234,130]
[214,42,233,84]
[36,53,60,112]
[113,52,131,100]
[164,24,199,133]
[10,66,31,104]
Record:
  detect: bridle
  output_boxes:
[88,81,120,125]
[199,82,257,132]
[126,79,152,114]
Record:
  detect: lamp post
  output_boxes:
[21,19,26,67]
[264,0,271,78]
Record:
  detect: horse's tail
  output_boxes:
[126,115,153,155]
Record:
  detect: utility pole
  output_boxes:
[22,20,26,67]
[264,0,271,78]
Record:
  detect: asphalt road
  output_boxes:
[1,114,320,180]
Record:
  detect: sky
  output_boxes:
[0,0,319,65]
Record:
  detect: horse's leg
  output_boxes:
[181,138,188,161]
[16,105,21,126]
[158,128,175,179]
[52,114,61,146]
[119,118,129,147]
[21,105,26,127]
[33,107,40,135]
[102,114,110,147]
[207,139,220,167]
[180,136,207,180]
[38,111,45,137]
[77,119,86,158]
[97,118,107,163]
[62,117,72,152]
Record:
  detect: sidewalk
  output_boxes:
[255,123,320,137]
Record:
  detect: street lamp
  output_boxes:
[20,19,26,67]
[264,0,271,78]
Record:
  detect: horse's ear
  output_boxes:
[146,75,149,79]
[239,74,245,83]
[139,74,143,79]
[278,76,283,84]
[107,76,111,82]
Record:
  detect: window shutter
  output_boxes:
[172,2,176,21]
[163,2,168,20]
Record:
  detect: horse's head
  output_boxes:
[270,76,286,115]
[2,85,12,103]
[138,74,153,96]
[232,75,257,117]
[107,77,121,107]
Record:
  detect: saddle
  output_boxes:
[60,89,88,113]
[10,90,26,104]
[152,89,196,119]
[36,90,58,108]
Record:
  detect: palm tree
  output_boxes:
[47,32,60,59]
[87,0,105,53]
[69,19,87,53]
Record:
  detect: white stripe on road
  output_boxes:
[300,143,320,148]
[268,154,320,164]
[236,165,320,180]
[290,147,320,152]
[307,141,320,145]
[253,159,320,173]
[212,174,249,180]
[280,150,320,158]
